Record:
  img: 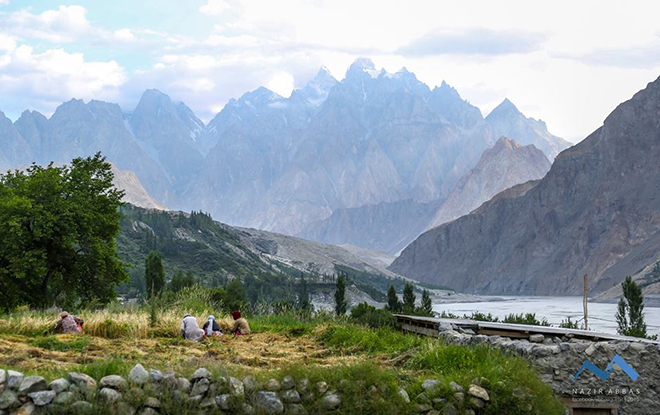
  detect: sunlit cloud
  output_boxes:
[199,0,230,16]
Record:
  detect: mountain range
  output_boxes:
[300,136,551,254]
[0,58,568,240]
[390,76,660,296]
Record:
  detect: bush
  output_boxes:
[464,311,499,322]
[503,313,550,326]
[350,302,396,329]
[559,317,580,329]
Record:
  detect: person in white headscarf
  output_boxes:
[202,315,223,336]
[180,314,205,342]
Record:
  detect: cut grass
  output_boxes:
[28,335,91,352]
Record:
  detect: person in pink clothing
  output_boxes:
[54,311,84,334]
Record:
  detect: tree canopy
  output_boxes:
[403,282,416,312]
[616,276,655,339]
[335,273,347,316]
[0,153,127,310]
[145,250,165,298]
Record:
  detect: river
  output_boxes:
[433,296,660,336]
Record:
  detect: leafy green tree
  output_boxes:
[224,277,247,312]
[335,273,347,316]
[418,289,433,316]
[0,153,127,310]
[298,275,311,311]
[145,251,165,298]
[616,276,654,339]
[168,270,195,293]
[403,282,416,312]
[386,285,402,312]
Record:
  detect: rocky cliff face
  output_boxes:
[426,137,551,229]
[11,99,174,205]
[229,59,497,234]
[299,199,442,255]
[389,76,660,295]
[128,89,205,193]
[300,137,550,255]
[109,163,166,211]
[486,98,570,159]
[0,111,33,172]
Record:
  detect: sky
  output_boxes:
[1,1,660,142]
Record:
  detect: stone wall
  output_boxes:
[435,326,660,415]
[0,364,495,415]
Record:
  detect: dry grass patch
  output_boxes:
[0,331,360,377]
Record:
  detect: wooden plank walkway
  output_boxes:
[394,314,660,344]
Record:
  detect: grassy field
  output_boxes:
[0,306,565,415]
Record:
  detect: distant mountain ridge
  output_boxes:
[0,58,569,237]
[389,76,660,296]
[426,136,551,229]
[299,137,551,254]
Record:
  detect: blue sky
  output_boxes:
[2,0,660,141]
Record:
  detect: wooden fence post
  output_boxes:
[583,274,589,330]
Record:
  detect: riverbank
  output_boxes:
[433,296,660,336]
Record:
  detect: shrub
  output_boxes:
[503,313,550,326]
[350,302,396,329]
[559,317,580,329]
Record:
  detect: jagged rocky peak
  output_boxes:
[294,66,338,105]
[435,80,460,97]
[131,89,205,143]
[48,98,97,124]
[16,109,48,123]
[345,57,381,79]
[133,89,189,119]
[237,86,284,106]
[485,97,570,158]
[489,97,519,115]
[492,136,522,151]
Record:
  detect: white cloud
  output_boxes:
[398,28,547,56]
[0,5,139,46]
[112,28,135,42]
[266,72,294,97]
[0,43,125,117]
[199,0,230,16]
[6,5,91,42]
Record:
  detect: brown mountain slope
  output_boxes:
[426,137,550,230]
[389,76,660,295]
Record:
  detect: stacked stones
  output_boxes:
[0,365,492,415]
[410,379,491,415]
[0,369,97,415]
[0,365,347,415]
[435,325,660,414]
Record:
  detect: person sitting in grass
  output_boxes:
[203,315,223,336]
[54,311,84,334]
[230,310,251,335]
[181,314,205,342]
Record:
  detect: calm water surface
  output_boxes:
[433,296,660,336]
